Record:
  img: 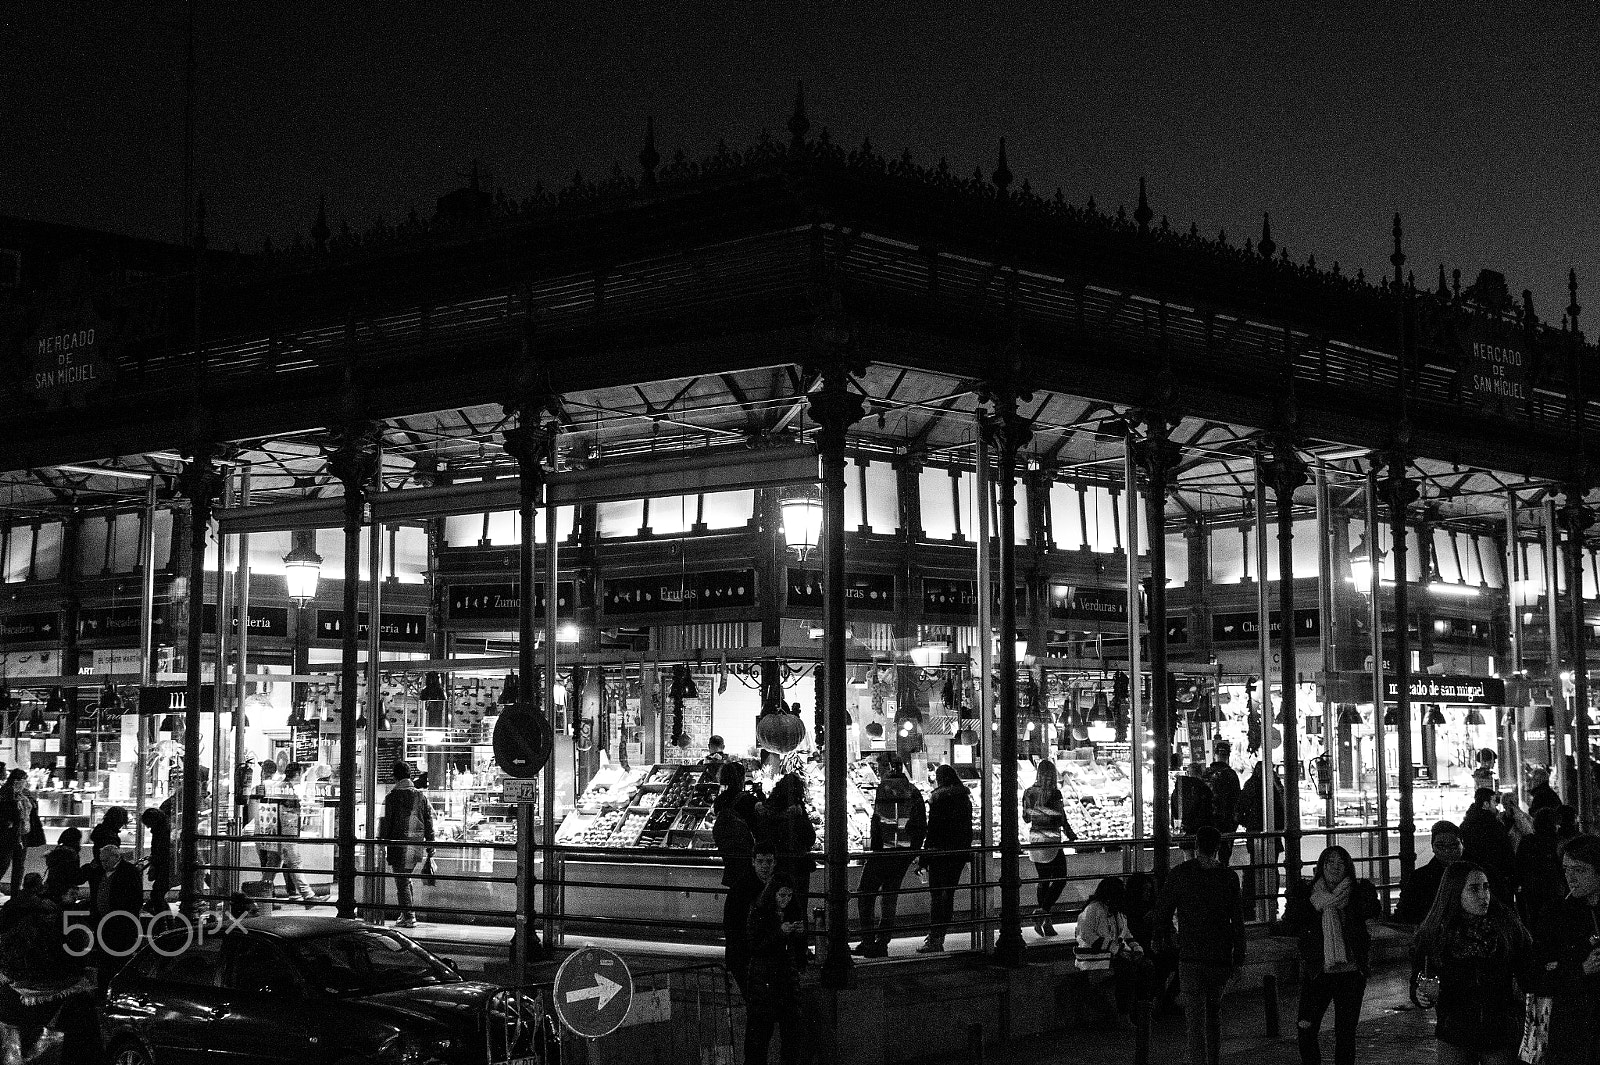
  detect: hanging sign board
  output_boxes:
[1460,309,1531,416]
[786,569,894,612]
[447,582,579,621]
[1165,616,1190,645]
[314,610,427,645]
[290,724,320,763]
[1210,609,1320,643]
[500,778,540,803]
[202,604,290,639]
[921,578,1027,619]
[1,612,60,644]
[136,685,215,715]
[1048,585,1132,629]
[1382,675,1506,706]
[493,706,554,778]
[601,569,756,616]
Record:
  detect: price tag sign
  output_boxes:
[501,778,540,803]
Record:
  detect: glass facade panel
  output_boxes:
[392,526,428,582]
[1433,529,1461,584]
[597,498,645,539]
[112,512,142,573]
[649,496,695,536]
[1212,524,1247,583]
[3,526,31,583]
[33,522,61,581]
[863,461,898,534]
[702,490,753,530]
[919,466,957,540]
[78,518,108,577]
[1049,482,1081,550]
[1165,532,1187,588]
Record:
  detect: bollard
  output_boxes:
[1262,974,1280,1037]
[967,1022,984,1064]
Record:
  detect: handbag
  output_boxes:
[420,854,437,887]
[1518,993,1552,1065]
[1026,825,1063,865]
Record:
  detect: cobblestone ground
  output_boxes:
[934,966,1438,1065]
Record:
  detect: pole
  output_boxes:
[1544,501,1568,800]
[542,466,560,950]
[810,360,864,988]
[1254,470,1275,918]
[975,420,995,952]
[1143,423,1173,884]
[1388,462,1417,881]
[1506,494,1523,805]
[178,445,220,916]
[1563,495,1594,828]
[1317,467,1336,835]
[331,425,377,919]
[1366,467,1389,869]
[1124,440,1145,865]
[1273,444,1306,887]
[233,469,252,822]
[364,459,384,913]
[136,476,159,865]
[210,473,234,890]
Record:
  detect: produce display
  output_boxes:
[555,763,719,850]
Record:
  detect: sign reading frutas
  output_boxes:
[29,309,116,409]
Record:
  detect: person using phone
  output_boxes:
[1535,835,1600,1065]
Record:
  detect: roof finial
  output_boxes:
[992,138,1012,199]
[311,195,329,254]
[639,117,660,187]
[1133,176,1152,232]
[1437,264,1448,298]
[1390,213,1405,276]
[1569,268,1581,328]
[1257,212,1275,259]
[787,81,809,150]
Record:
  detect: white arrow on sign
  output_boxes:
[565,973,623,1011]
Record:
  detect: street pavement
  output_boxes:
[932,965,1436,1065]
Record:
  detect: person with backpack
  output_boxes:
[713,761,759,986]
[380,760,435,928]
[1152,826,1247,1065]
[916,764,973,954]
[1206,741,1242,858]
[852,759,925,958]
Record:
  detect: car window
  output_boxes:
[225,935,298,993]
[282,928,456,997]
[145,935,225,989]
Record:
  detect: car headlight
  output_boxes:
[382,1031,459,1064]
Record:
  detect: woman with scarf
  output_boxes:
[1413,861,1535,1065]
[1282,845,1380,1065]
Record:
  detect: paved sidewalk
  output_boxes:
[931,965,1436,1065]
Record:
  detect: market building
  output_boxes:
[0,100,1596,990]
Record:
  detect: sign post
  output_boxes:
[552,946,633,1039]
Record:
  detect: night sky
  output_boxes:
[3,1,1596,313]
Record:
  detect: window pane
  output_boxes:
[597,499,644,539]
[702,490,753,531]
[247,530,293,575]
[443,513,480,547]
[863,462,898,534]
[3,527,30,583]
[78,518,108,577]
[1479,537,1504,589]
[919,467,957,540]
[392,527,428,583]
[1433,529,1461,584]
[1212,525,1246,584]
[1165,532,1187,588]
[1049,482,1080,550]
[846,463,865,530]
[112,513,142,573]
[33,522,61,581]
[650,496,694,536]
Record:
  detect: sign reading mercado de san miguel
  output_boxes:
[1461,304,1531,417]
[27,307,116,409]
[1382,674,1507,706]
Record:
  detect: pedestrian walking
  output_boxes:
[743,875,806,1065]
[1526,766,1561,820]
[1459,788,1517,903]
[1172,760,1215,843]
[1238,761,1285,913]
[249,760,284,893]
[139,807,173,913]
[379,760,436,928]
[1152,825,1246,1065]
[757,773,816,915]
[1075,876,1146,1023]
[1498,792,1532,852]
[1533,834,1600,1065]
[84,843,144,990]
[0,770,38,895]
[713,761,759,985]
[1513,808,1563,932]
[1396,821,1463,925]
[853,758,924,957]
[1022,760,1073,937]
[916,764,972,954]
[1413,860,1535,1065]
[274,763,319,905]
[1283,845,1380,1065]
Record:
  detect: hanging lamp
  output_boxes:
[1337,704,1365,726]
[97,676,121,714]
[1464,707,1486,726]
[422,671,447,703]
[1383,704,1401,727]
[501,672,519,706]
[1090,690,1112,723]
[1426,704,1447,726]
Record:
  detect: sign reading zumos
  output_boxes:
[28,308,115,409]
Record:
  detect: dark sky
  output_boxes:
[4,1,1597,313]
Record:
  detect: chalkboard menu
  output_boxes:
[376,736,405,782]
[290,725,320,764]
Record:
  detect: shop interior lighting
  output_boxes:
[281,544,324,606]
[779,489,823,561]
[908,642,946,668]
[1426,705,1447,726]
[1464,708,1486,725]
[423,729,447,746]
[556,623,581,645]
[1426,583,1480,598]
[96,676,121,713]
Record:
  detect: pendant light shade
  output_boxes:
[158,714,181,735]
[422,672,448,703]
[955,727,978,746]
[97,676,122,714]
[501,672,519,706]
[1383,704,1401,727]
[780,489,824,560]
[1426,705,1447,726]
[1464,708,1486,726]
[1071,721,1090,743]
[1337,704,1365,726]
[1090,690,1112,722]
[25,701,49,734]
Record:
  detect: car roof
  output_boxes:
[236,915,373,940]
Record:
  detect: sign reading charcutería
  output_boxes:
[1382,675,1506,706]
[1210,608,1320,642]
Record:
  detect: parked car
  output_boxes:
[103,914,525,1065]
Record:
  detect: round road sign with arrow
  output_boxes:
[553,946,633,1039]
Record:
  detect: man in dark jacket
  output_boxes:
[712,761,759,986]
[1171,759,1214,843]
[1394,820,1462,925]
[84,844,143,989]
[1526,766,1561,820]
[1206,741,1242,853]
[1238,761,1284,907]
[1152,826,1245,1065]
[852,759,926,958]
[1459,788,1517,902]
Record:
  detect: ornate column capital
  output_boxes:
[502,416,558,494]
[329,422,382,518]
[1257,433,1308,498]
[177,442,223,532]
[804,359,866,455]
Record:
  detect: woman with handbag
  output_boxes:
[743,875,807,1065]
[1413,860,1536,1065]
[1282,845,1380,1065]
[1021,760,1074,937]
[915,764,973,954]
[1075,876,1146,1023]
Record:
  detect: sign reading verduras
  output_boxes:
[1382,675,1506,706]
[786,569,894,612]
[28,307,116,409]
